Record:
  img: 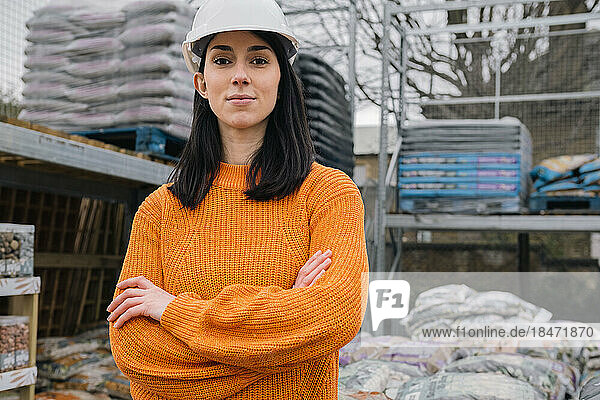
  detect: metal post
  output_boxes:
[597,99,600,156]
[518,233,531,272]
[495,59,501,119]
[376,2,391,274]
[348,0,357,127]
[398,27,409,270]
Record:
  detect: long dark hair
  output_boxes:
[167,30,315,211]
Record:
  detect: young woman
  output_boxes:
[107,0,369,398]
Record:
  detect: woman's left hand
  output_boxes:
[106,276,176,328]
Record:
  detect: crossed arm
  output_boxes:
[108,189,368,399]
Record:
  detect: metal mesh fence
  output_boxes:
[383,1,600,272]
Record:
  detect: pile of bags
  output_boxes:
[112,0,194,139]
[576,344,600,399]
[530,154,600,197]
[20,0,358,157]
[19,0,194,140]
[19,1,126,133]
[35,322,131,400]
[397,117,532,214]
[399,284,553,340]
[338,284,597,400]
[293,53,355,177]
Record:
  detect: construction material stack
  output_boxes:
[19,2,126,133]
[529,155,600,213]
[294,53,355,177]
[18,0,195,141]
[113,0,195,139]
[397,117,532,214]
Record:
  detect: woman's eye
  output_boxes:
[213,57,231,65]
[251,58,268,65]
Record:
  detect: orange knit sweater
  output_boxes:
[109,161,369,399]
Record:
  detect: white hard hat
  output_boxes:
[182,0,299,74]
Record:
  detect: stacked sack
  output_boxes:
[19,0,195,140]
[112,0,195,139]
[397,117,533,214]
[35,322,131,400]
[530,155,600,197]
[576,344,600,399]
[19,1,126,132]
[399,284,553,340]
[338,284,590,399]
[293,53,355,178]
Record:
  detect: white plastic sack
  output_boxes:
[122,0,195,18]
[118,23,187,46]
[65,59,121,79]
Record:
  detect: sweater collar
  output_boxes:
[213,161,254,190]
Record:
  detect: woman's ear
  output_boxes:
[193,72,208,99]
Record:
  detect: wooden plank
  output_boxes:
[46,194,59,251]
[74,198,90,253]
[38,270,46,324]
[34,253,122,269]
[87,200,99,252]
[58,269,74,337]
[81,199,98,253]
[113,203,125,255]
[0,116,171,163]
[76,269,92,334]
[0,277,41,296]
[8,293,38,369]
[102,203,112,254]
[45,269,60,337]
[0,366,37,392]
[59,196,71,253]
[89,201,105,253]
[19,384,35,400]
[94,269,105,321]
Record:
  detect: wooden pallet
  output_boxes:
[0,186,126,337]
[0,117,176,166]
[529,195,600,214]
[71,126,186,162]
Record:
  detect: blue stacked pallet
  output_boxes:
[398,118,532,214]
[70,126,186,161]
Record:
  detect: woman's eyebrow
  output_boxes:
[247,45,272,52]
[209,45,233,52]
[209,45,272,52]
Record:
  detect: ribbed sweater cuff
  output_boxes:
[160,293,208,344]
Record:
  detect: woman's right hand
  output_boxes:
[293,249,332,289]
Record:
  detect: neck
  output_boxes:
[218,118,268,165]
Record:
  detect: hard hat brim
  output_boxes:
[182,27,299,74]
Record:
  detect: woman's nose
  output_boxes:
[231,64,250,85]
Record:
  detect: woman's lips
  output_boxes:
[227,98,256,105]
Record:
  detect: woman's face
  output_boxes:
[193,31,281,130]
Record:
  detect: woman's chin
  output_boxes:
[226,118,266,130]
